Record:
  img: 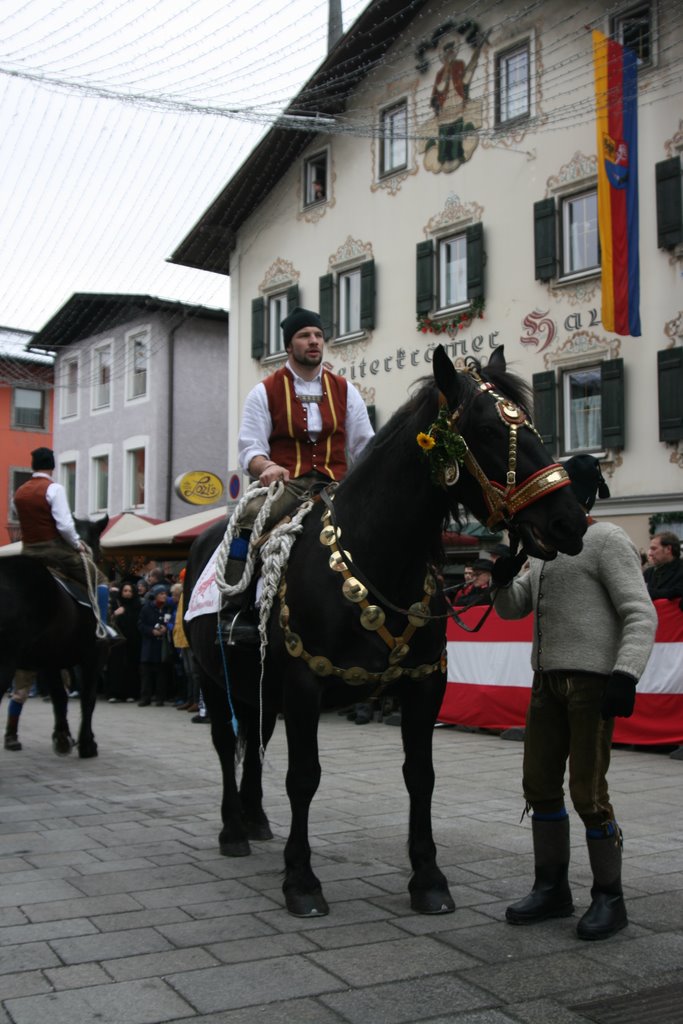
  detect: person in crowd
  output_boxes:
[643,531,683,602]
[173,571,200,713]
[453,558,493,608]
[136,578,150,602]
[493,454,657,941]
[138,585,172,706]
[105,580,142,702]
[2,671,32,751]
[222,305,374,639]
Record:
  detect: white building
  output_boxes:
[171,0,683,548]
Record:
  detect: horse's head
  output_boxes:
[431,345,586,559]
[74,515,109,563]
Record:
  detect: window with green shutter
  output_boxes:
[532,370,557,455]
[360,260,375,330]
[657,347,683,442]
[600,358,625,450]
[319,274,334,339]
[416,240,434,315]
[656,157,682,250]
[534,198,557,280]
[466,223,484,300]
[251,297,265,360]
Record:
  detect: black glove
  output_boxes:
[491,551,527,589]
[601,671,637,720]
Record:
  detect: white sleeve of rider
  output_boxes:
[46,482,80,548]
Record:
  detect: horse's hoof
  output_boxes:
[52,732,74,756]
[285,889,330,918]
[78,743,98,759]
[246,819,273,841]
[220,839,251,857]
[410,890,456,915]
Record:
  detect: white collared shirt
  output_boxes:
[238,361,374,474]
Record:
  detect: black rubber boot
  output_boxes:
[4,732,22,751]
[577,827,627,940]
[506,816,574,924]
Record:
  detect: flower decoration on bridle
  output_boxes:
[417,405,467,486]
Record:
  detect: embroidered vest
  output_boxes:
[263,367,348,481]
[14,477,60,544]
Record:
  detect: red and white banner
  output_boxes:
[441,599,683,746]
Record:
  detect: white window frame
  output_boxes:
[380,100,408,176]
[58,452,79,513]
[338,267,362,337]
[123,436,148,511]
[61,356,79,420]
[125,327,150,404]
[561,189,599,278]
[89,444,111,515]
[562,364,603,455]
[437,233,468,311]
[91,340,113,412]
[610,3,656,68]
[12,386,46,429]
[495,40,531,125]
[267,293,287,357]
[303,149,328,207]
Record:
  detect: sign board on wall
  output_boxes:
[174,471,225,506]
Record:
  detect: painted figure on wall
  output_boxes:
[419,26,485,174]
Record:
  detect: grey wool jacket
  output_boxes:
[494,520,658,680]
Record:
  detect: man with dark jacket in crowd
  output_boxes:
[643,531,683,602]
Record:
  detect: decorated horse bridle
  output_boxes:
[279,367,571,684]
[445,369,570,530]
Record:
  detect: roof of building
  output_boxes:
[29,293,229,351]
[169,0,427,276]
[0,326,52,365]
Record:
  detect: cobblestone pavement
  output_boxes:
[0,698,682,1023]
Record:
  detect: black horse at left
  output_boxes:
[185,345,588,918]
[0,515,109,757]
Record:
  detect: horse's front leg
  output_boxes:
[282,679,328,917]
[401,672,454,914]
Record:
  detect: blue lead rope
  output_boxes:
[216,620,239,737]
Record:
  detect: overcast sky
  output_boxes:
[0,0,367,331]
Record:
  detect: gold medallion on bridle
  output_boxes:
[342,665,369,684]
[407,602,429,627]
[423,573,437,595]
[319,525,339,546]
[308,655,333,676]
[342,577,368,603]
[285,632,303,657]
[380,665,403,682]
[329,550,348,572]
[279,604,290,628]
[360,605,386,630]
[389,643,410,664]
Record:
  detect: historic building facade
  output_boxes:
[172,0,683,548]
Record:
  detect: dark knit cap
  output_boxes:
[31,447,55,471]
[564,454,610,511]
[280,307,324,347]
[471,558,493,574]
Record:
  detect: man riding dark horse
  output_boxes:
[13,446,113,637]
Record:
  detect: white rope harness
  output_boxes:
[79,546,108,639]
[214,480,314,758]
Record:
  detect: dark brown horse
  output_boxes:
[185,345,586,917]
[0,516,108,757]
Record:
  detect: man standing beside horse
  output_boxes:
[221,306,374,635]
